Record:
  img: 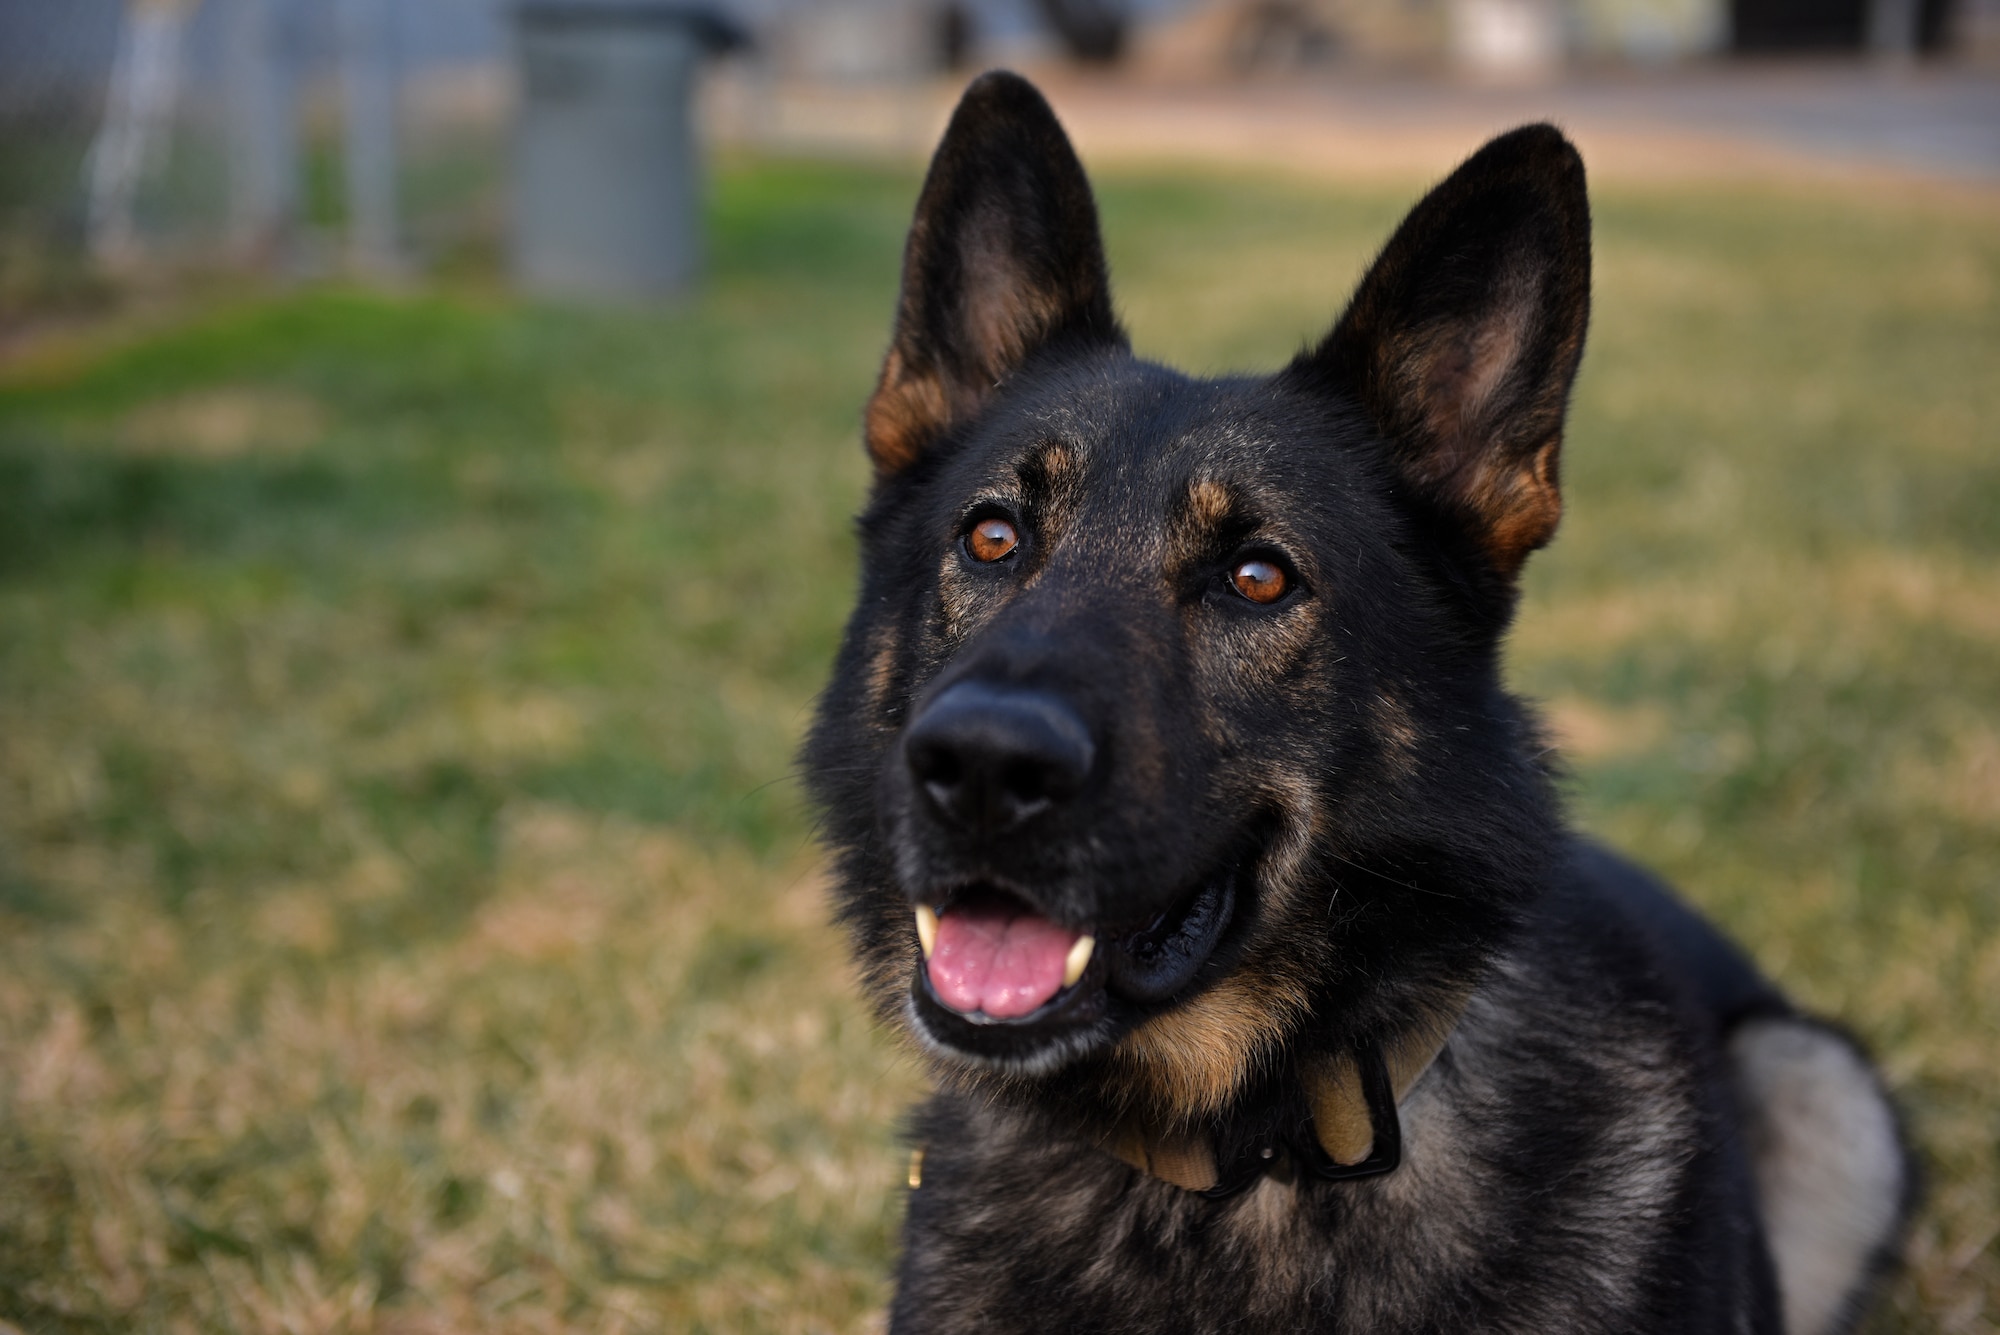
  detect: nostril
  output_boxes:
[909,739,962,788]
[1001,757,1052,806]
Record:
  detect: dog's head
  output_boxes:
[807,73,1590,1124]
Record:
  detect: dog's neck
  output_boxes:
[1099,997,1467,1196]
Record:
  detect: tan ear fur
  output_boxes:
[865,347,955,477]
[1307,124,1591,583]
[864,72,1124,477]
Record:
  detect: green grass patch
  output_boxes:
[0,157,1994,1332]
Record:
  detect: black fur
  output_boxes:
[805,71,1910,1335]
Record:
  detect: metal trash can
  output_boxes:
[511,1,745,300]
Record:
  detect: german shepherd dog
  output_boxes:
[805,72,1913,1334]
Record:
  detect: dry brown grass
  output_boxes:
[0,807,920,1333]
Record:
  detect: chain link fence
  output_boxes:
[0,0,536,327]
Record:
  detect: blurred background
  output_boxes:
[3,0,1997,299]
[0,2,1995,1332]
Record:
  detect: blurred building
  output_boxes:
[5,0,1990,119]
[1153,0,1991,72]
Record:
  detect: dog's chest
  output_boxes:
[892,995,1713,1335]
[897,1129,1498,1334]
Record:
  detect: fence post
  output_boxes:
[86,0,191,268]
[1867,0,1921,57]
[224,0,299,266]
[338,0,403,278]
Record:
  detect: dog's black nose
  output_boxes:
[904,682,1095,834]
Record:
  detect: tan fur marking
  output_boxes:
[1033,438,1084,491]
[1117,965,1312,1118]
[1373,691,1422,779]
[865,348,952,476]
[864,258,1075,479]
[1464,439,1563,575]
[936,541,991,643]
[1255,771,1324,911]
[1165,475,1249,579]
[1012,440,1088,590]
[865,626,901,720]
[1186,477,1234,530]
[1375,264,1572,578]
[1107,767,1321,1119]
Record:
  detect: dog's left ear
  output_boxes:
[864,71,1126,477]
[1298,124,1590,584]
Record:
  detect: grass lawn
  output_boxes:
[0,154,1994,1333]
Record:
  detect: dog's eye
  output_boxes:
[965,518,1019,563]
[1231,558,1288,604]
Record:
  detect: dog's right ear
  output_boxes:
[864,72,1126,478]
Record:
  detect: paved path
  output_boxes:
[720,63,2000,192]
[1299,64,2000,181]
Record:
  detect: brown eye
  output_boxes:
[966,517,1019,563]
[1231,558,1288,604]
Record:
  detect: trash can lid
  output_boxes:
[514,0,750,51]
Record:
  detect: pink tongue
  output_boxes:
[928,903,1081,1019]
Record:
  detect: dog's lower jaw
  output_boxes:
[907,943,1120,1073]
[905,988,1118,1078]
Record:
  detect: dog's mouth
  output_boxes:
[923,887,1097,1020]
[908,866,1242,1066]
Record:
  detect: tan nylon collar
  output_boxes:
[1099,1000,1465,1194]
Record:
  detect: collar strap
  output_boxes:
[1100,999,1465,1195]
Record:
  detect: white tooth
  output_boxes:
[1063,934,1096,988]
[915,904,939,958]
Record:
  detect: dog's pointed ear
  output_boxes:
[864,71,1126,477]
[1298,124,1590,583]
